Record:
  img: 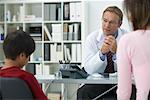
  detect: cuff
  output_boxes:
[112,53,116,61]
[99,51,106,61]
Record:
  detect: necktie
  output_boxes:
[104,51,115,73]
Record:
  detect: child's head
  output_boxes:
[3,30,35,62]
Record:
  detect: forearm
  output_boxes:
[84,52,107,74]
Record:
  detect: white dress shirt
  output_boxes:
[83,28,126,74]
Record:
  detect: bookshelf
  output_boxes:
[0,0,87,99]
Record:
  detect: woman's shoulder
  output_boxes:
[118,31,139,47]
[124,30,145,38]
[120,31,137,40]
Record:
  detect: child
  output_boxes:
[0,30,48,100]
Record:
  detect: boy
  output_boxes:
[0,30,48,100]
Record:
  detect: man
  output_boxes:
[77,6,126,100]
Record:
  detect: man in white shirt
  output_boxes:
[77,6,132,100]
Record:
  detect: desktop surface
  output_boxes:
[35,74,118,84]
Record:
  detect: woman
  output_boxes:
[117,0,150,100]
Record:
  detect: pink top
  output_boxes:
[117,30,150,100]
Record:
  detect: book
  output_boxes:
[73,23,79,40]
[50,44,57,61]
[71,44,77,62]
[56,44,63,61]
[77,44,82,62]
[51,24,62,41]
[66,48,71,61]
[63,3,70,20]
[44,25,52,41]
[44,43,50,61]
[25,63,36,75]
[51,24,62,33]
[56,5,61,21]
[44,4,50,21]
[50,4,57,21]
[70,2,82,21]
[68,24,73,40]
[51,32,61,42]
[69,3,75,21]
[29,26,42,41]
[35,64,42,75]
[63,45,67,61]
[75,2,82,21]
[43,65,50,75]
[63,23,69,40]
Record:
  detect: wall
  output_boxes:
[86,0,132,37]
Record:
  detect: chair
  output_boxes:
[0,77,33,100]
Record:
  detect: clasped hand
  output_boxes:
[101,35,117,54]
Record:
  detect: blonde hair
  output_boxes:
[103,6,123,23]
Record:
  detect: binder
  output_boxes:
[44,43,50,61]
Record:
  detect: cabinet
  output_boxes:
[0,0,87,99]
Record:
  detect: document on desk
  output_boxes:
[109,72,118,77]
[87,72,118,80]
[87,73,104,80]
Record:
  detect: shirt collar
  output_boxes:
[114,30,118,38]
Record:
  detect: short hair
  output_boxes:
[123,0,150,30]
[3,30,35,60]
[103,6,123,23]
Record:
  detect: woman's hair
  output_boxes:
[103,6,123,24]
[3,30,35,60]
[123,0,150,30]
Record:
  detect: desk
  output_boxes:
[36,76,118,84]
[36,75,118,100]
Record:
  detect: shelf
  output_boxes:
[0,1,87,100]
[0,0,86,77]
[63,40,82,43]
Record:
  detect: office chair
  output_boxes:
[0,77,33,100]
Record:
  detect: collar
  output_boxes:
[114,30,118,39]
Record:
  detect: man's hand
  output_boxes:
[101,35,117,54]
[109,36,117,53]
[101,41,110,54]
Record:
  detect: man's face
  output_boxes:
[102,11,121,36]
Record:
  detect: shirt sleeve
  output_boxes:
[116,36,132,100]
[83,34,107,74]
[99,51,106,61]
[112,53,116,61]
[23,74,48,100]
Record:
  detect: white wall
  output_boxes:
[86,0,131,36]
